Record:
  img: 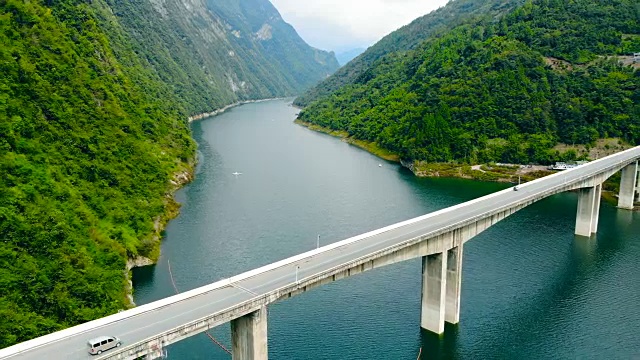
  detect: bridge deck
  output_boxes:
[1,147,638,360]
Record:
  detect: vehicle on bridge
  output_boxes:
[88,336,121,355]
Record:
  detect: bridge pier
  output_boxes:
[618,161,638,209]
[231,306,268,360]
[421,253,446,334]
[575,184,601,237]
[637,168,640,203]
[445,245,463,324]
[591,184,602,234]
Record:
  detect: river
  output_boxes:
[133,99,640,359]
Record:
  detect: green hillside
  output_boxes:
[294,0,524,107]
[298,0,640,164]
[0,0,196,346]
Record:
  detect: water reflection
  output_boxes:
[572,234,597,260]
[614,207,635,227]
[131,264,157,294]
[419,325,460,360]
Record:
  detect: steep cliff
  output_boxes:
[101,0,339,114]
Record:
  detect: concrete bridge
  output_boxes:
[1,147,639,360]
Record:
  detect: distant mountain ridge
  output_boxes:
[336,48,366,65]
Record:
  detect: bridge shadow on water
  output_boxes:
[419,325,461,360]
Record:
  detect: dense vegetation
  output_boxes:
[295,0,524,106]
[101,0,339,114]
[0,0,197,347]
[0,0,335,348]
[298,0,640,165]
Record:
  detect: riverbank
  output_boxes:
[294,119,554,182]
[410,161,556,183]
[293,119,635,207]
[188,98,286,122]
[294,119,400,161]
[123,161,195,307]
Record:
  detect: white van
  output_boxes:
[88,336,121,355]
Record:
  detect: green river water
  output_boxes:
[133,99,640,359]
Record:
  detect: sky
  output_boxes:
[270,0,450,53]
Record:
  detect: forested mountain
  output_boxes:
[102,0,339,114]
[294,0,524,106]
[298,0,640,164]
[0,0,337,348]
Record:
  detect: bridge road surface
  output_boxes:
[2,148,638,360]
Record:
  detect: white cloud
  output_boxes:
[270,0,450,51]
